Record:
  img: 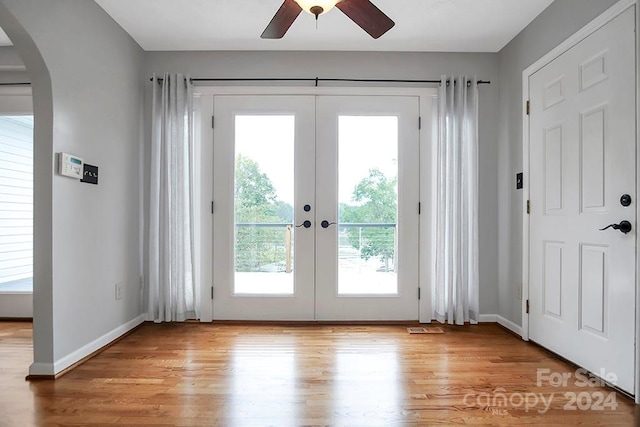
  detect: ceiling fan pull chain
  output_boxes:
[311,4,322,29]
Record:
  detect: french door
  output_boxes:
[212,95,419,320]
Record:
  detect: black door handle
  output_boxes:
[321,220,336,229]
[600,220,632,234]
[296,220,312,229]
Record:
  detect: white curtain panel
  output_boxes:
[434,75,480,325]
[148,73,197,322]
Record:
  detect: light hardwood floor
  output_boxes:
[0,321,637,426]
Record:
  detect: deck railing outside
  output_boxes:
[235,222,397,273]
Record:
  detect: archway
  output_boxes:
[0,1,55,375]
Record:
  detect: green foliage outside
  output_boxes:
[341,168,397,271]
[234,156,397,273]
[234,154,292,272]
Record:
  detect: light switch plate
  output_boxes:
[516,172,523,190]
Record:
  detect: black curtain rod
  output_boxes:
[0,82,31,86]
[151,77,491,86]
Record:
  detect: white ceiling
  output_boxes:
[94,0,555,52]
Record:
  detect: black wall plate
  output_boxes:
[516,172,523,190]
[81,163,98,185]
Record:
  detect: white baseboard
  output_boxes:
[29,314,146,376]
[478,314,524,338]
[479,314,497,323]
[28,362,54,376]
[0,292,33,318]
[497,315,524,337]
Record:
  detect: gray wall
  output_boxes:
[0,46,28,84]
[0,0,145,370]
[496,0,620,326]
[145,50,501,316]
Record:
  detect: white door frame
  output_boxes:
[521,0,640,402]
[195,86,436,324]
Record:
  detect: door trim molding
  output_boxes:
[521,0,638,401]
[523,0,636,78]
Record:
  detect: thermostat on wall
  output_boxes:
[58,152,84,179]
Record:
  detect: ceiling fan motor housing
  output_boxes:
[310,5,324,18]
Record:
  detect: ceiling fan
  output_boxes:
[261,0,395,39]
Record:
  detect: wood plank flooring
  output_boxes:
[0,321,637,426]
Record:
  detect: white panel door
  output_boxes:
[529,8,636,393]
[315,96,420,320]
[213,95,316,320]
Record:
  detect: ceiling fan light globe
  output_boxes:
[294,0,339,16]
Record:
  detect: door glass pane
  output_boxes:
[338,116,398,295]
[234,115,295,294]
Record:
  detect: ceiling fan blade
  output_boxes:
[261,0,303,39]
[336,0,395,39]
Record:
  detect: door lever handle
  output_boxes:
[296,220,312,229]
[600,220,632,234]
[321,220,336,229]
